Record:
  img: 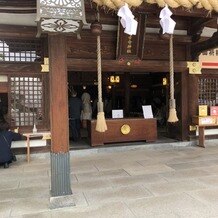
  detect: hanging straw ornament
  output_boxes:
[168,34,179,122]
[159,5,178,123]
[91,13,108,132]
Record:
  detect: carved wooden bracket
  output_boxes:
[187,18,213,43]
[191,31,218,60]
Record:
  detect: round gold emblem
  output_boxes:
[121,124,131,135]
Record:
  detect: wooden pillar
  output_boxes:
[124,72,130,117]
[181,71,189,140]
[188,74,199,138]
[48,35,72,198]
[188,74,199,117]
[198,126,205,147]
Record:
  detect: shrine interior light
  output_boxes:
[36,0,86,36]
[110,75,120,84]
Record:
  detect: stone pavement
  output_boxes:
[1,141,218,218]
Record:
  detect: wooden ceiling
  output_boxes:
[0,1,216,42]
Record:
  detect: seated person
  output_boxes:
[0,121,22,168]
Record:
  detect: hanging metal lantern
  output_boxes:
[36,0,86,35]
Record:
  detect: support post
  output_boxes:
[188,74,199,139]
[48,35,74,208]
[198,126,205,148]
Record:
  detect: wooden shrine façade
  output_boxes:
[0,0,217,201]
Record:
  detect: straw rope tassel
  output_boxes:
[95,32,108,132]
[167,34,179,123]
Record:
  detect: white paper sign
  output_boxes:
[142,105,153,119]
[112,110,124,119]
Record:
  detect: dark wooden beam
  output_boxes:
[191,31,218,60]
[0,9,36,13]
[0,62,41,73]
[0,25,37,38]
[67,59,187,72]
[145,33,192,43]
[0,0,36,7]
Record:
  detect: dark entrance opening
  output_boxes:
[68,71,180,147]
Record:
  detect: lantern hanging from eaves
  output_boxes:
[36,0,86,35]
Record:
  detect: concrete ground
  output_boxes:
[1,141,218,218]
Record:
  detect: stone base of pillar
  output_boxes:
[50,152,72,197]
[50,194,75,209]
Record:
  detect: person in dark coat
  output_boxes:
[69,91,82,141]
[0,120,21,168]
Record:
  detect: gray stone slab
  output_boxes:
[126,193,215,217]
[84,185,152,205]
[71,192,89,207]
[159,168,212,182]
[187,188,218,206]
[50,195,75,209]
[75,169,130,182]
[22,163,50,172]
[145,180,207,196]
[51,201,135,218]
[0,201,12,218]
[95,161,146,172]
[11,212,52,218]
[168,153,218,165]
[70,174,78,183]
[0,164,24,174]
[201,165,218,175]
[19,177,50,188]
[109,174,167,187]
[0,180,19,191]
[0,186,49,202]
[71,165,99,174]
[197,175,218,188]
[72,179,111,192]
[0,170,49,182]
[2,142,218,218]
[167,159,218,171]
[10,198,50,217]
[124,164,175,176]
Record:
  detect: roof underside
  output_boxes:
[0,0,216,37]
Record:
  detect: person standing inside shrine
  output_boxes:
[81,92,92,129]
[69,90,82,141]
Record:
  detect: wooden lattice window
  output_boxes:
[0,39,42,62]
[10,76,45,127]
[199,78,218,106]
